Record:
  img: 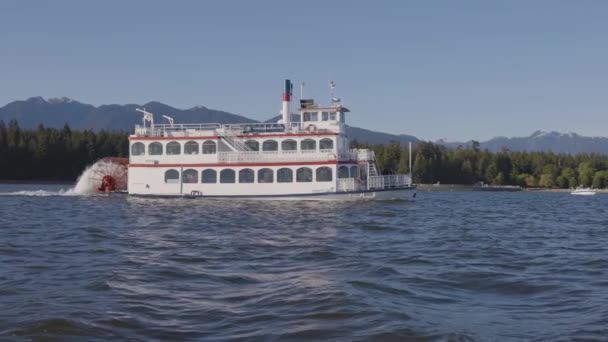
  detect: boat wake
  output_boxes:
[0,189,79,197]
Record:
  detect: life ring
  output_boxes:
[306,124,317,132]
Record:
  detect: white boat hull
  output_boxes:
[131,187,416,201]
[571,191,596,196]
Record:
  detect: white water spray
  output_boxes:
[0,159,128,197]
[71,159,128,195]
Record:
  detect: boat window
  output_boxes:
[239,168,254,183]
[339,112,345,123]
[322,112,331,121]
[262,140,278,151]
[303,112,312,122]
[281,139,297,151]
[220,169,236,183]
[296,167,313,182]
[182,169,198,183]
[166,141,181,155]
[319,138,334,150]
[202,169,217,183]
[316,167,333,182]
[164,169,179,183]
[277,168,293,183]
[245,140,259,151]
[350,166,359,179]
[338,166,350,179]
[149,142,163,155]
[202,140,217,154]
[330,112,337,120]
[184,141,199,155]
[131,142,145,156]
[301,139,316,151]
[258,168,274,183]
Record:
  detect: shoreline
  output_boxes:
[417,184,608,193]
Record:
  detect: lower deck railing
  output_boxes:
[336,175,412,192]
[217,150,340,163]
[368,175,412,189]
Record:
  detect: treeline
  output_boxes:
[352,140,608,189]
[0,120,128,180]
[2,120,608,188]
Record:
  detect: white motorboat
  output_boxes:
[570,187,596,196]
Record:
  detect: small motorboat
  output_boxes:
[570,187,596,196]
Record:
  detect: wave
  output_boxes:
[0,189,79,197]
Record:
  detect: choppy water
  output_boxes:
[1,184,607,341]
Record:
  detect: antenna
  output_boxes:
[300,81,305,100]
[162,115,174,127]
[409,141,413,184]
[136,108,154,128]
[329,80,335,104]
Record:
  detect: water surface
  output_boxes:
[1,184,607,341]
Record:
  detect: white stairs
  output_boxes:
[218,126,252,152]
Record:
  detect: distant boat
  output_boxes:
[570,187,596,196]
[472,182,522,192]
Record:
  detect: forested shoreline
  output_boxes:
[0,120,127,180]
[355,140,608,189]
[1,119,608,188]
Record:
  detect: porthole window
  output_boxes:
[258,168,274,183]
[164,169,179,183]
[319,138,334,150]
[184,141,199,155]
[220,169,236,183]
[296,167,313,182]
[316,167,333,182]
[149,142,163,155]
[281,139,297,151]
[301,139,316,151]
[202,140,217,154]
[338,166,350,179]
[239,168,254,183]
[166,141,181,155]
[277,168,293,183]
[182,169,198,183]
[262,140,278,151]
[131,142,145,156]
[245,140,259,151]
[202,169,217,183]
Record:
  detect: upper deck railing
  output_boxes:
[133,122,339,137]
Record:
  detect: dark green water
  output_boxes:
[1,184,607,341]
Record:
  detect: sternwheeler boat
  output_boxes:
[125,80,415,200]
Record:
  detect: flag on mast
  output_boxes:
[330,80,335,89]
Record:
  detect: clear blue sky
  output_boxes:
[1,0,607,141]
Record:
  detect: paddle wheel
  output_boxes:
[93,157,129,193]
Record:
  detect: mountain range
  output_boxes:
[1,97,607,154]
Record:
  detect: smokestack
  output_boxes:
[282,79,292,128]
